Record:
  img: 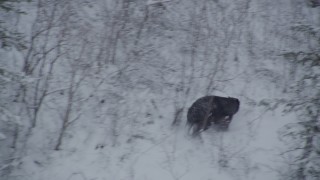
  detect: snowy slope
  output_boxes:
[1,0,320,180]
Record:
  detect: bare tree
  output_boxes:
[54,34,92,150]
[18,0,66,129]
[54,66,78,151]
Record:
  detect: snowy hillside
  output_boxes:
[1,0,319,180]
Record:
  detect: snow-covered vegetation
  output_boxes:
[1,0,319,180]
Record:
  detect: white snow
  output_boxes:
[0,133,6,140]
[1,0,319,180]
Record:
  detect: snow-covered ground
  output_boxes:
[1,0,319,180]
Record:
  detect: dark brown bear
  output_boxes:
[187,96,240,135]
